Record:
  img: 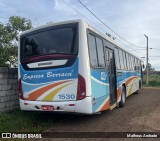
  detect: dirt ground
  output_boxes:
[37,87,160,141]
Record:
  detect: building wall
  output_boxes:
[0,67,19,113]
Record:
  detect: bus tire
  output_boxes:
[135,81,141,94]
[119,86,126,107]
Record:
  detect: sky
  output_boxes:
[0,0,160,70]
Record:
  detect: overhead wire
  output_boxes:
[62,0,92,23]
[62,0,145,54]
[76,0,145,49]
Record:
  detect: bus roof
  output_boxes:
[19,19,142,61]
[19,19,82,36]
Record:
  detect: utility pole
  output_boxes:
[144,34,149,85]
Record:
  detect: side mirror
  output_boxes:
[143,64,145,69]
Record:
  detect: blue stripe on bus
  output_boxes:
[92,95,109,112]
[116,71,141,85]
[91,78,109,98]
[91,70,142,113]
[91,70,110,112]
[91,70,109,83]
[20,58,79,84]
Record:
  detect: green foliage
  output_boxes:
[0,16,32,67]
[0,46,10,67]
[143,75,160,87]
[0,109,54,132]
[8,16,32,35]
[144,63,155,72]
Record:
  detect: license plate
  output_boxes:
[42,105,54,110]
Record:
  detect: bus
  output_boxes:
[18,19,143,114]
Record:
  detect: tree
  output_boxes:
[0,16,32,67]
[144,63,155,75]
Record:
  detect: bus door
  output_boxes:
[105,48,117,105]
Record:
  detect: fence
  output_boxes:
[0,67,19,113]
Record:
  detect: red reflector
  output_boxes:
[24,103,28,105]
[69,104,75,106]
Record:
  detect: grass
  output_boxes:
[0,109,54,132]
[143,75,160,87]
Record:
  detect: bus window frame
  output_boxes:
[87,29,107,69]
[20,23,79,62]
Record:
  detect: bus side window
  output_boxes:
[122,51,127,70]
[137,59,139,71]
[129,55,132,70]
[138,60,140,71]
[88,34,98,68]
[109,52,115,74]
[105,50,109,69]
[138,59,140,71]
[126,53,130,70]
[134,57,137,71]
[133,57,135,70]
[96,37,105,67]
[115,48,120,69]
[130,56,134,70]
[135,58,137,71]
[119,49,124,70]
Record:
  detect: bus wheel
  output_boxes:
[119,86,126,107]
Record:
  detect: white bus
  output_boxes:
[18,19,143,114]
